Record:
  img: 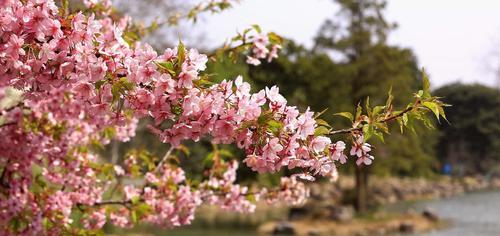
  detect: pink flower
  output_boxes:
[350,136,372,157]
[187,48,208,71]
[246,56,261,66]
[356,154,374,166]
[3,34,24,60]
[73,82,95,100]
[265,86,287,109]
[267,45,281,62]
[178,70,198,88]
[262,138,283,160]
[123,185,140,200]
[110,209,131,228]
[297,109,316,140]
[330,141,348,164]
[310,136,331,153]
[114,165,125,176]
[83,209,106,229]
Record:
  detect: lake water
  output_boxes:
[391,190,500,236]
[137,190,500,236]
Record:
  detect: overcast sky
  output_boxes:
[193,0,500,88]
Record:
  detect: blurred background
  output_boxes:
[105,0,500,235]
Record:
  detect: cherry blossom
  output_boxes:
[0,0,373,234]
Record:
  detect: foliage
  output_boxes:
[434,83,500,174]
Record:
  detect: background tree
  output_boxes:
[313,0,437,213]
[434,83,500,175]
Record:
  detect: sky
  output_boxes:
[194,0,500,88]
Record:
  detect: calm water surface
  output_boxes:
[148,190,500,236]
[391,190,500,236]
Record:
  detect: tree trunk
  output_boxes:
[355,164,368,213]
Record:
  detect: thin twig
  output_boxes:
[380,105,414,123]
[154,146,175,173]
[329,127,361,135]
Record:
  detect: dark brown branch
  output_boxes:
[91,200,133,206]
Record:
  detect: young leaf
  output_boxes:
[315,118,331,128]
[252,24,262,33]
[362,124,374,141]
[422,101,440,121]
[374,130,385,143]
[314,126,330,136]
[421,69,431,98]
[334,112,353,122]
[355,103,362,119]
[385,86,394,108]
[177,40,186,67]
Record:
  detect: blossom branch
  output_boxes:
[329,103,416,135]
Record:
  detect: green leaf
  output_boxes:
[131,209,138,224]
[268,32,283,45]
[372,105,384,117]
[267,119,283,135]
[374,122,389,134]
[365,97,372,117]
[374,130,385,143]
[131,196,141,205]
[155,61,176,75]
[315,118,331,128]
[334,112,353,121]
[219,149,234,158]
[314,126,330,136]
[102,127,116,140]
[257,111,273,125]
[203,153,214,167]
[177,40,186,67]
[396,117,404,133]
[402,113,409,126]
[252,24,262,33]
[422,101,440,121]
[362,124,374,141]
[94,79,106,90]
[61,0,69,16]
[385,86,394,108]
[355,103,362,119]
[421,69,431,98]
[437,105,449,123]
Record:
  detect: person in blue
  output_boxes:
[443,163,452,175]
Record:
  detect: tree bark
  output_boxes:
[355,164,368,213]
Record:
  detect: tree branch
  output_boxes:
[154,146,175,173]
[329,105,415,135]
[380,105,414,123]
[329,126,361,135]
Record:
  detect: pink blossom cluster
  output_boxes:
[350,135,374,166]
[139,166,202,228]
[200,161,257,213]
[264,176,310,206]
[245,33,281,66]
[0,0,373,234]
